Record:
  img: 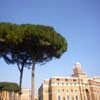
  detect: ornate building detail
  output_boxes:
[38,63,100,100]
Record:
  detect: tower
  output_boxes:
[72,62,87,78]
[73,62,83,74]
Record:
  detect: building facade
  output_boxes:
[38,63,100,100]
[0,88,38,100]
[21,88,38,100]
[0,82,19,100]
[21,88,31,100]
[0,91,18,100]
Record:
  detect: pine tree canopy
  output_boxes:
[0,82,19,92]
[0,22,67,65]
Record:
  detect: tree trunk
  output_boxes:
[18,65,24,100]
[31,62,35,100]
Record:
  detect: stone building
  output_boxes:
[21,88,31,100]
[0,91,18,100]
[21,88,38,100]
[38,62,100,100]
[0,82,19,100]
[0,88,38,100]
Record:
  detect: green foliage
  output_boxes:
[0,22,67,65]
[0,82,19,92]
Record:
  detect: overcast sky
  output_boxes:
[0,0,100,95]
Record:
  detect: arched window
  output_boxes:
[86,89,90,100]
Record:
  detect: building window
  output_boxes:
[63,96,65,100]
[71,89,73,93]
[72,96,74,100]
[67,90,69,93]
[57,78,60,81]
[73,79,76,81]
[62,89,64,92]
[67,95,69,100]
[62,83,64,85]
[65,79,68,81]
[58,89,60,93]
[86,89,90,100]
[74,83,76,85]
[66,83,68,85]
[58,96,61,100]
[76,96,78,100]
[75,90,77,92]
